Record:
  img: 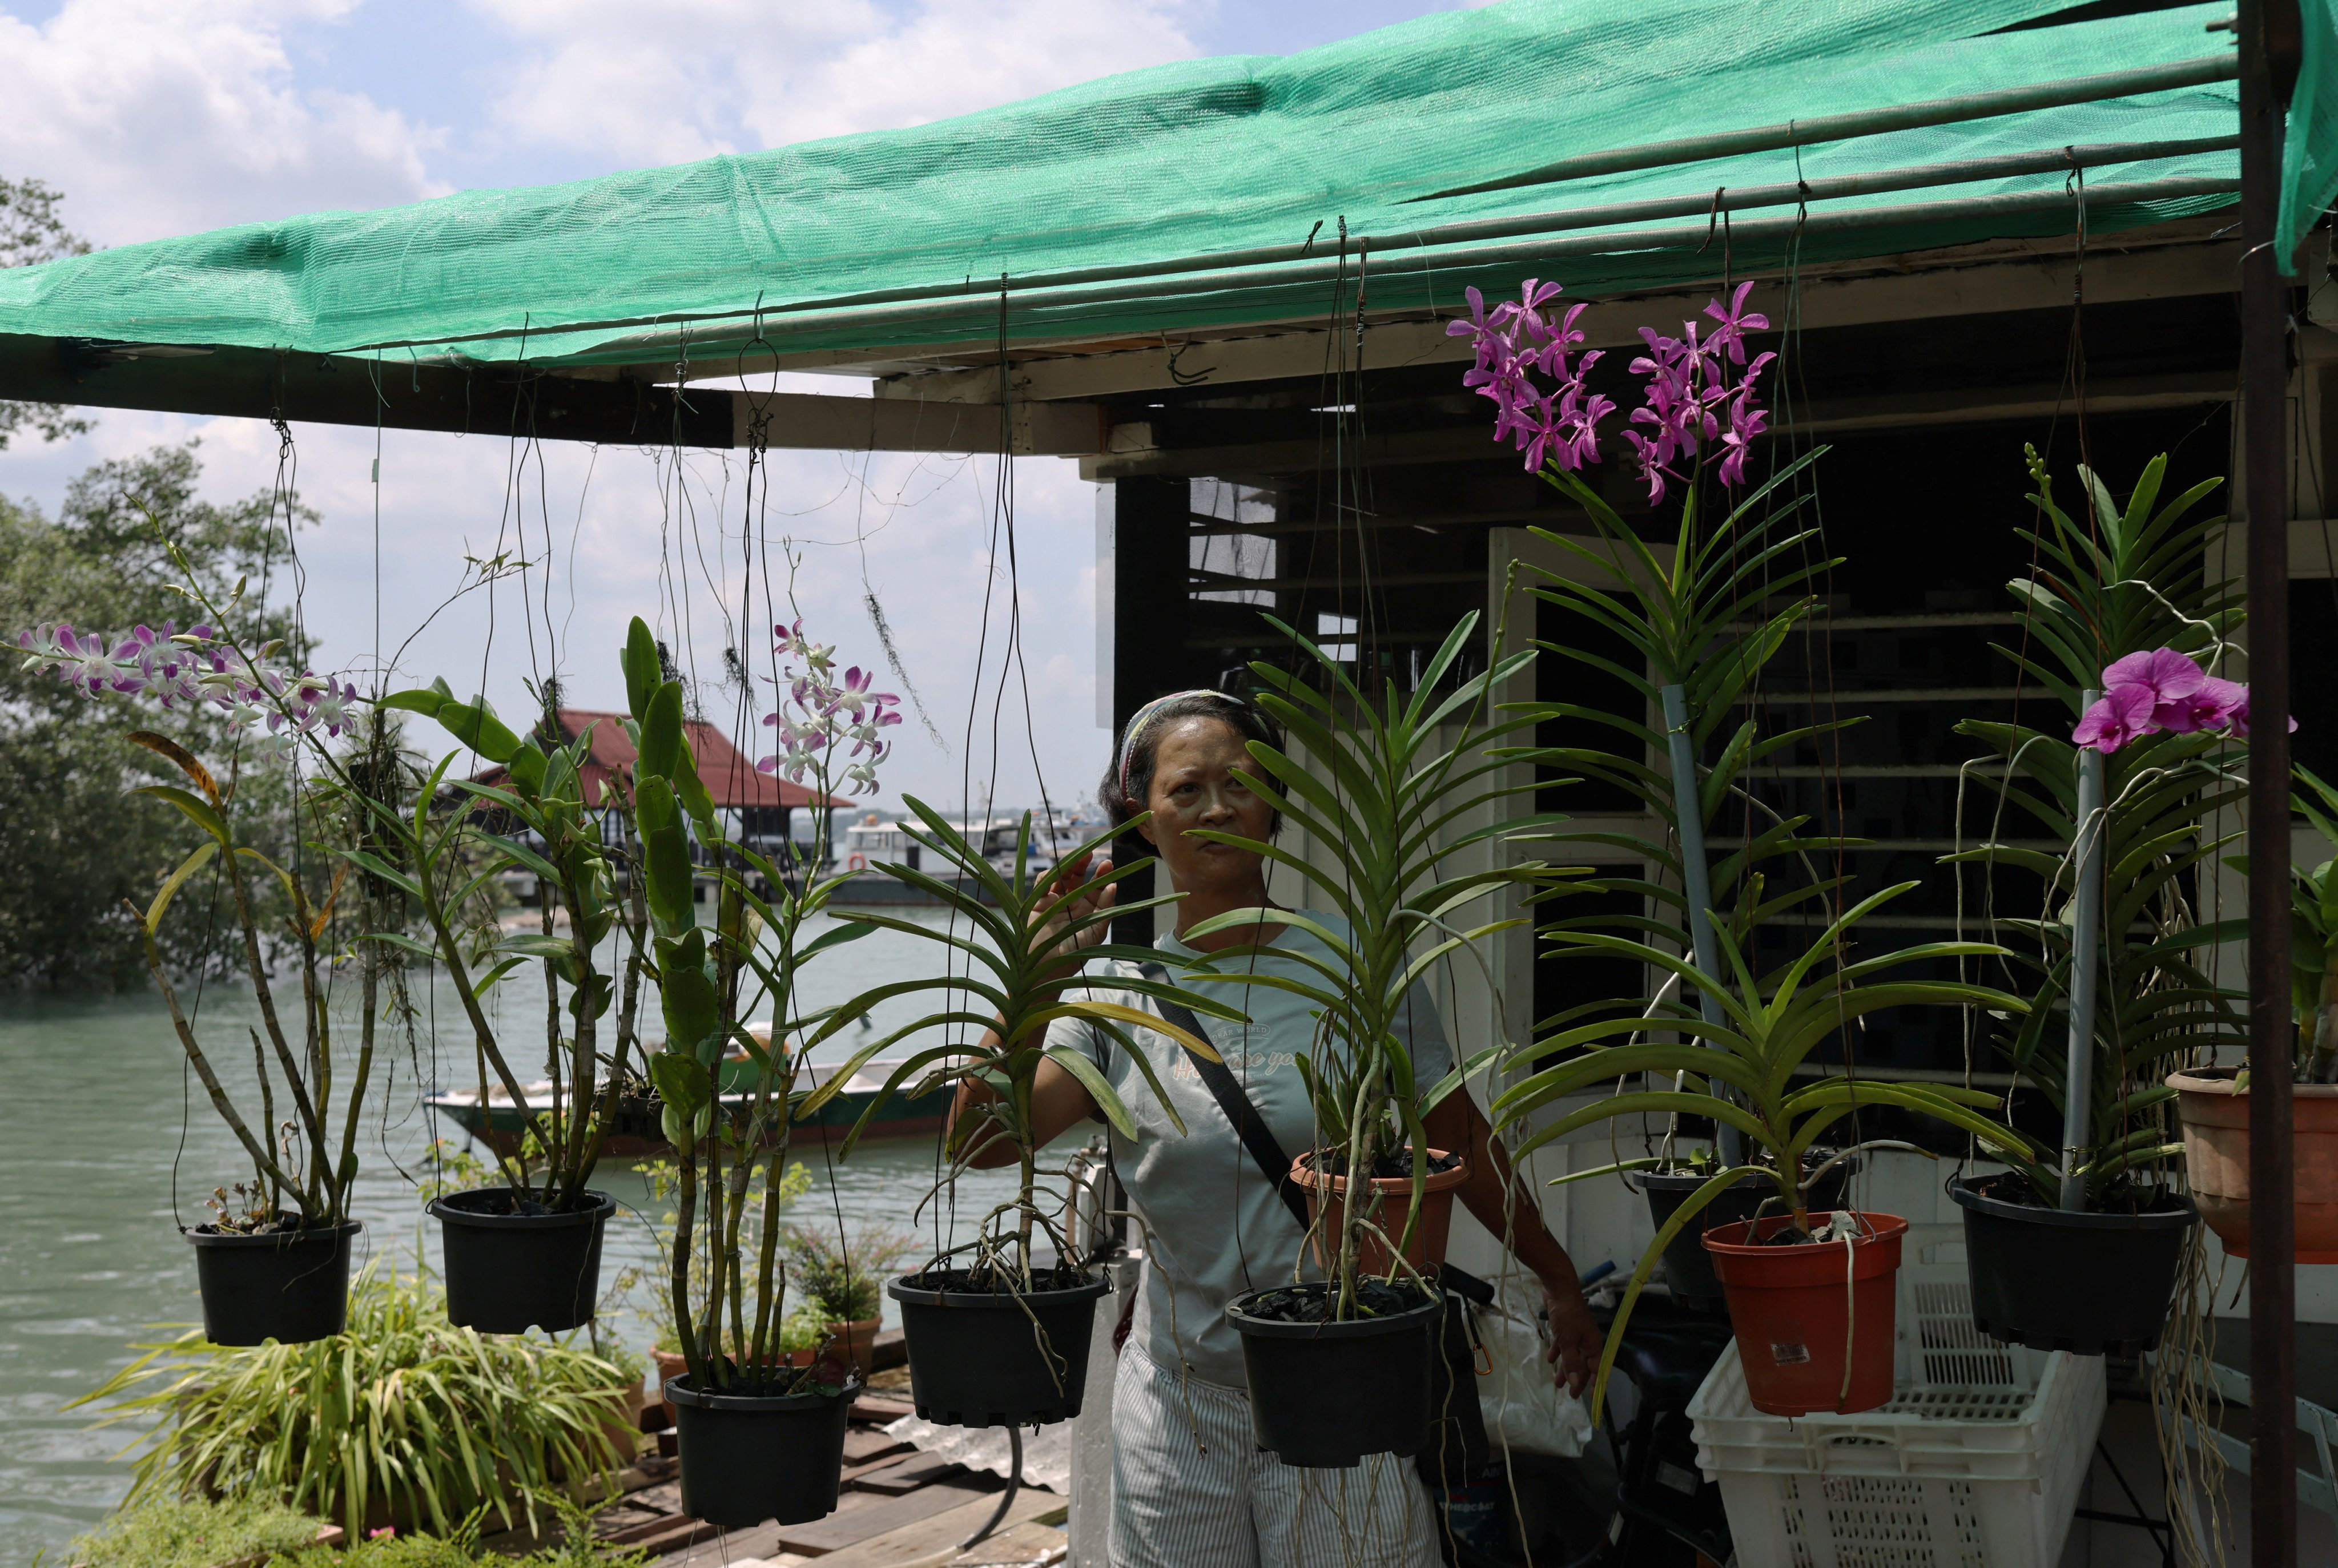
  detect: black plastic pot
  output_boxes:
[429,1187,613,1333]
[184,1220,361,1346]
[1950,1175,2199,1356]
[665,1373,858,1528]
[887,1271,1109,1426]
[1639,1158,1856,1313]
[1226,1284,1444,1469]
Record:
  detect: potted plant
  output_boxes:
[1455,277,1882,1320]
[349,660,661,1335]
[802,803,1238,1430]
[637,614,889,1529]
[1494,893,2031,1416]
[2170,760,2338,1259]
[1127,611,1558,1470]
[783,1225,913,1382]
[17,562,396,1347]
[1945,450,2224,1352]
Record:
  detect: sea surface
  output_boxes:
[0,906,1045,1563]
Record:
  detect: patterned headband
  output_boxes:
[1116,689,1241,805]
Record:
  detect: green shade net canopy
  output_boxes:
[0,0,2277,373]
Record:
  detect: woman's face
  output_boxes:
[1136,716,1274,893]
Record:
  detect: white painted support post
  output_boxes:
[1661,683,1745,1166]
[2061,698,2107,1212]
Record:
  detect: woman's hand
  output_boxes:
[1540,1276,1604,1398]
[1031,849,1120,981]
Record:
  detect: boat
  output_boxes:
[828,809,1100,906]
[425,1033,953,1157]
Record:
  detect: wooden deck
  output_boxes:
[589,1350,1070,1568]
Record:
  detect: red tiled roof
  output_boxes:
[492,708,833,810]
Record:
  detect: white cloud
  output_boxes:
[0,0,445,245]
[470,0,1205,164]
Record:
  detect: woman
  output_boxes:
[949,690,1602,1567]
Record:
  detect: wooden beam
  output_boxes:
[730,390,1106,454]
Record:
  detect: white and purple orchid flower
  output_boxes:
[2071,646,2291,753]
[15,620,357,754]
[1451,277,1775,504]
[754,622,901,796]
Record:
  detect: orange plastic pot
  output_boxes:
[2168,1069,2338,1263]
[1293,1149,1468,1276]
[1702,1212,1909,1416]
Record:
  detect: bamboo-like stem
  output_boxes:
[133,910,306,1209]
[673,1140,705,1386]
[223,852,331,1193]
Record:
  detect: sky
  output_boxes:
[0,0,1480,815]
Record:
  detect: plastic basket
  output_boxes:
[1686,1238,2106,1568]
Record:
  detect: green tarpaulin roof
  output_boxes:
[0,0,2281,373]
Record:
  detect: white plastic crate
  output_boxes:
[1686,1236,2106,1568]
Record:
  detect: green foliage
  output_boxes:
[2265,766,2338,1081]
[68,1495,320,1568]
[1518,452,1858,972]
[1174,612,1560,1311]
[69,1264,637,1541]
[269,1498,649,1567]
[1949,450,2244,1195]
[784,1224,915,1322]
[802,802,1238,1285]
[360,683,644,1210]
[609,1156,811,1353]
[0,445,311,987]
[1,173,92,449]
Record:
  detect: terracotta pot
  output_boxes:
[822,1316,882,1382]
[1703,1212,1908,1417]
[653,1349,689,1426]
[2168,1069,2338,1263]
[1291,1148,1468,1277]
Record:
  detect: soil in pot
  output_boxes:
[665,1371,859,1528]
[1292,1148,1467,1276]
[2169,1068,2338,1262]
[887,1266,1108,1426]
[1639,1156,1857,1313]
[429,1187,614,1333]
[1950,1174,2197,1355]
[1225,1277,1443,1469]
[1702,1212,1908,1416]
[184,1220,361,1346]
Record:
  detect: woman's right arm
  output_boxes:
[945,849,1112,1169]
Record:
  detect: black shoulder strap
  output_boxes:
[1138,960,1313,1231]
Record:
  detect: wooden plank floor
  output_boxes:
[614,1393,1069,1568]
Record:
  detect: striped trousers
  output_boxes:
[1109,1346,1444,1568]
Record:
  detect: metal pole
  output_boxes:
[2239,2,2299,1562]
[2061,699,2105,1213]
[573,174,2237,365]
[1662,684,1745,1166]
[1424,53,2238,200]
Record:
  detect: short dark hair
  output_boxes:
[1100,690,1282,831]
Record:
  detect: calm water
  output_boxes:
[0,908,1041,1562]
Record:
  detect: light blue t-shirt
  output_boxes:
[1042,911,1453,1390]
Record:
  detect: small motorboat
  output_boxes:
[424,1027,953,1156]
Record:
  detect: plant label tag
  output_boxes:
[1769,1341,1810,1365]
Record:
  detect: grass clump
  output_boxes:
[68,1496,320,1567]
[71,1264,638,1540]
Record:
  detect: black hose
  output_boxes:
[957,1426,1023,1550]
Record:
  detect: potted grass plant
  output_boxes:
[1165,612,1560,1469]
[1945,450,2226,1353]
[800,804,1236,1429]
[16,558,399,1347]
[783,1225,912,1382]
[635,614,890,1529]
